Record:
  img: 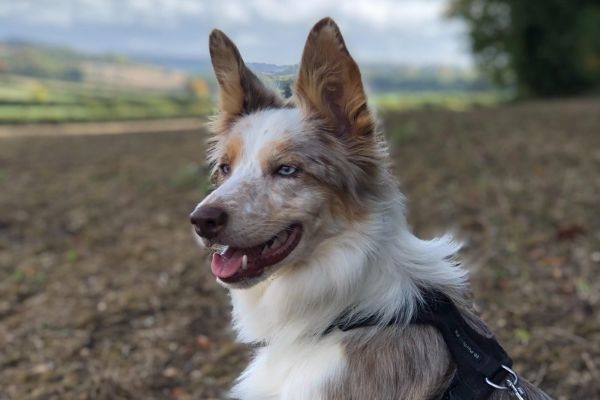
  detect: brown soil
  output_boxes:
[0,99,598,399]
[0,118,205,138]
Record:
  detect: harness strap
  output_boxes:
[325,290,514,400]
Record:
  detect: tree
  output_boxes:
[277,78,293,98]
[448,0,600,97]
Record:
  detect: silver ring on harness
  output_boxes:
[485,365,527,399]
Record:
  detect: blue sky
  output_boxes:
[0,0,471,66]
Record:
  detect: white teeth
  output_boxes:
[260,230,290,255]
[241,254,248,270]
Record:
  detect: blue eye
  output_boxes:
[276,165,298,177]
[219,164,231,175]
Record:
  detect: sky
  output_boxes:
[0,0,472,66]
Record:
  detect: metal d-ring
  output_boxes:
[485,365,527,399]
[485,365,518,389]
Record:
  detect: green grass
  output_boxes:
[372,90,515,111]
[1,74,516,123]
[0,74,213,123]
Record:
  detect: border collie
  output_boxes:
[191,17,551,400]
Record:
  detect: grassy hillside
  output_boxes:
[0,40,134,81]
[0,41,509,123]
[0,75,212,123]
[0,41,215,123]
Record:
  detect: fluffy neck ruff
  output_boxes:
[229,176,468,345]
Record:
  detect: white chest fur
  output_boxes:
[231,335,346,400]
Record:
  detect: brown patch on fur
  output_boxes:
[225,135,243,168]
[291,129,388,223]
[209,29,285,133]
[325,325,454,400]
[295,18,374,139]
[321,184,368,222]
[257,139,294,174]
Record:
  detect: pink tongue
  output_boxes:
[211,249,244,279]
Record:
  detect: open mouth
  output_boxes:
[210,224,302,283]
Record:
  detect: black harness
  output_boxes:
[324,290,527,400]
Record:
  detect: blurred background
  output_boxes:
[0,1,598,399]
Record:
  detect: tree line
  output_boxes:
[448,0,600,97]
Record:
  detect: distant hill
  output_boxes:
[361,63,490,92]
[0,40,134,80]
[131,54,296,77]
[0,41,191,91]
[125,54,490,93]
[133,53,212,75]
[245,62,489,93]
[0,40,491,93]
[248,63,297,76]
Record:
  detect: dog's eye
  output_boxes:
[219,163,231,175]
[276,165,298,177]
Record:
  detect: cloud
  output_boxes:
[0,0,447,29]
[0,0,471,66]
[0,0,206,27]
[340,0,444,28]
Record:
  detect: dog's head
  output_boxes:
[191,18,386,288]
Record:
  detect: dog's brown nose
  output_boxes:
[190,206,228,239]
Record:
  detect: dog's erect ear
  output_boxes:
[295,18,374,138]
[209,29,282,130]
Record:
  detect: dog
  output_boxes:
[190,17,552,400]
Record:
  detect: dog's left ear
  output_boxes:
[295,18,374,138]
[209,29,283,131]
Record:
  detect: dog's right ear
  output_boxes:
[209,29,283,132]
[295,18,374,139]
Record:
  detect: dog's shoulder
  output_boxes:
[324,325,454,400]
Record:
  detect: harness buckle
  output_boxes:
[485,365,527,400]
